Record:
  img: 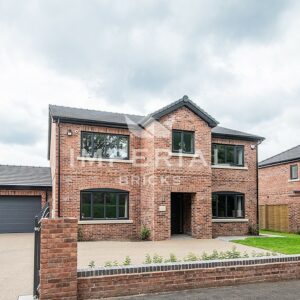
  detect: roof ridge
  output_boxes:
[260,144,300,164]
[49,104,145,118]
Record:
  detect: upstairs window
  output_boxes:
[172,130,194,154]
[212,144,244,166]
[212,192,245,218]
[290,164,298,180]
[81,132,129,159]
[81,190,128,220]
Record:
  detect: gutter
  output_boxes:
[57,118,61,218]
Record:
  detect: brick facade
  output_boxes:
[39,218,78,300]
[49,106,259,241]
[259,161,300,232]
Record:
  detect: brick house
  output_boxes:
[259,145,300,232]
[46,95,263,241]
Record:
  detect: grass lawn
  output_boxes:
[233,230,300,255]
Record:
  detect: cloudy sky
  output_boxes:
[0,0,300,166]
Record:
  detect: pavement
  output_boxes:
[110,280,300,299]
[78,234,268,268]
[0,233,34,300]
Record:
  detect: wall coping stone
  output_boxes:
[77,255,300,278]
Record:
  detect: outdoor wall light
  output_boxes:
[67,129,73,136]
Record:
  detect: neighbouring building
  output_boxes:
[259,145,300,232]
[48,95,263,241]
[0,165,52,233]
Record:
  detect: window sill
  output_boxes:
[77,157,133,163]
[211,165,248,170]
[169,152,198,158]
[212,218,248,223]
[288,179,300,182]
[78,220,133,225]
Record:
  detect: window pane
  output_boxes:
[81,193,91,218]
[93,134,107,158]
[218,195,226,217]
[226,146,234,165]
[93,192,105,218]
[236,195,244,217]
[183,132,193,153]
[118,194,128,218]
[236,147,244,166]
[217,145,225,164]
[173,131,181,152]
[118,136,129,158]
[226,195,235,217]
[212,194,218,217]
[81,133,93,157]
[291,165,298,179]
[105,193,117,218]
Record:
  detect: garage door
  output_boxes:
[0,196,41,233]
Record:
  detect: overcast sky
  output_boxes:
[0,0,300,167]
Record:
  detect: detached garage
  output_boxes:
[0,165,52,233]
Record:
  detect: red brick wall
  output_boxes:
[259,161,300,232]
[77,261,300,299]
[212,138,258,236]
[40,218,77,300]
[0,189,50,206]
[49,106,259,241]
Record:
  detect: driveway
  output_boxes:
[0,233,33,300]
[78,235,267,268]
[112,280,300,299]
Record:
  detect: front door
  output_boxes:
[171,193,183,234]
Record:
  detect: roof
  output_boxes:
[139,95,219,128]
[212,126,264,142]
[0,165,52,188]
[259,145,300,168]
[48,96,264,159]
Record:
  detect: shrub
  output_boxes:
[88,260,95,268]
[164,253,179,263]
[184,252,199,262]
[144,254,152,264]
[123,256,131,266]
[140,225,151,240]
[153,254,163,263]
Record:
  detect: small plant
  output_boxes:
[140,225,151,240]
[104,261,113,267]
[123,256,131,266]
[184,252,199,262]
[248,225,258,235]
[88,260,95,268]
[78,227,84,241]
[143,254,152,264]
[164,253,179,263]
[153,253,163,264]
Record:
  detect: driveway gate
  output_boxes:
[33,202,50,298]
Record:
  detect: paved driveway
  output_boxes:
[112,280,300,299]
[0,233,33,300]
[78,235,268,268]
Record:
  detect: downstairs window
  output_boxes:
[81,189,129,220]
[212,192,245,218]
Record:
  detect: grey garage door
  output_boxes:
[0,196,41,233]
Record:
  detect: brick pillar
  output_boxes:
[40,218,78,300]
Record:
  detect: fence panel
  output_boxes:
[259,204,289,232]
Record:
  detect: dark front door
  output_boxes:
[171,193,183,234]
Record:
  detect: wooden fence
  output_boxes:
[259,204,289,232]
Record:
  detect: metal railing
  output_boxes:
[33,202,50,298]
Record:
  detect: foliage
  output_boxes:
[140,225,151,240]
[144,254,152,264]
[123,256,132,266]
[88,261,95,268]
[78,227,84,242]
[152,254,163,263]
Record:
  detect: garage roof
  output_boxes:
[0,165,52,188]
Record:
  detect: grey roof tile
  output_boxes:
[212,126,264,141]
[259,145,300,167]
[0,165,52,187]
